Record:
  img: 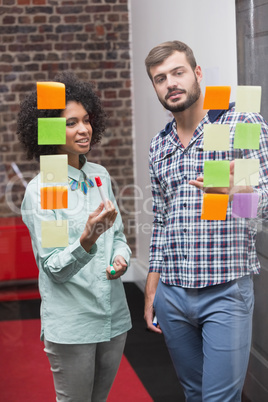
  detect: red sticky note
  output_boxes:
[37,82,66,109]
[201,193,229,220]
[203,86,231,110]
[41,186,68,209]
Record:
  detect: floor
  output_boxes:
[0,282,185,401]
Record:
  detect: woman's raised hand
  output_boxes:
[80,201,117,252]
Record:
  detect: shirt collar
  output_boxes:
[68,155,88,181]
[160,102,235,138]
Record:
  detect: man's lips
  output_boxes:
[166,90,185,100]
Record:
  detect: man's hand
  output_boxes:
[144,272,162,334]
[189,160,253,201]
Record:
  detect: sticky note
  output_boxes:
[235,86,261,113]
[37,82,66,110]
[40,155,68,184]
[203,160,230,187]
[232,193,259,218]
[41,186,68,209]
[234,123,261,150]
[41,220,69,248]
[233,159,260,186]
[201,193,229,220]
[203,86,231,110]
[203,124,230,151]
[38,117,66,145]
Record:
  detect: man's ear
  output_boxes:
[195,65,203,83]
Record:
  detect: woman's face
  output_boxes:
[58,101,93,168]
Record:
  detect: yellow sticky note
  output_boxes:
[201,193,229,220]
[235,86,262,113]
[203,124,230,151]
[203,86,231,110]
[41,220,69,248]
[233,159,260,186]
[41,186,68,209]
[40,155,68,184]
[37,82,66,110]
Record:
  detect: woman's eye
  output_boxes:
[66,121,76,127]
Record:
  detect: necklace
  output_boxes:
[68,172,94,195]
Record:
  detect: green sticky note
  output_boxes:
[203,124,230,151]
[235,86,262,113]
[234,159,260,186]
[38,117,66,145]
[234,123,261,150]
[40,154,68,183]
[203,160,230,187]
[41,220,69,248]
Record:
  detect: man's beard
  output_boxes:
[159,77,201,113]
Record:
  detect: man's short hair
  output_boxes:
[145,40,197,81]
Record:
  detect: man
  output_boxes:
[144,40,268,401]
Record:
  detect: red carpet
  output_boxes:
[0,319,152,401]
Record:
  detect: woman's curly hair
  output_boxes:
[17,72,107,160]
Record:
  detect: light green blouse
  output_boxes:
[21,157,132,344]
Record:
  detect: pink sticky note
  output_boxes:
[231,193,259,218]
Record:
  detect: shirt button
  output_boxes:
[184,175,187,180]
[183,228,187,233]
[183,203,187,208]
[183,255,187,259]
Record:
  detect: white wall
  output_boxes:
[129,0,238,283]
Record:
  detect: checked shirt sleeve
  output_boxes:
[243,113,268,222]
[148,145,165,273]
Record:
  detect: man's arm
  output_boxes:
[144,271,162,333]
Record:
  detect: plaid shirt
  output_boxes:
[149,106,268,288]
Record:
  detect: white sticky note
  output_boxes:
[235,86,262,113]
[234,159,260,186]
[40,155,68,184]
[203,124,230,151]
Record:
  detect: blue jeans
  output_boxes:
[154,276,254,402]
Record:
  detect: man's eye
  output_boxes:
[156,77,164,84]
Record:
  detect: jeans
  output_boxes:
[154,276,254,402]
[44,332,127,402]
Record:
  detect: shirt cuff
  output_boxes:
[70,239,98,264]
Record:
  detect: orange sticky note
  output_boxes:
[41,186,68,209]
[37,82,66,109]
[201,193,229,220]
[203,86,231,110]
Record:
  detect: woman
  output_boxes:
[17,72,132,402]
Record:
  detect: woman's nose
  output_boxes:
[77,122,88,133]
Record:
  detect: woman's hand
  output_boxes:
[80,201,117,252]
[106,255,127,280]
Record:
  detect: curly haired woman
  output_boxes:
[17,72,132,402]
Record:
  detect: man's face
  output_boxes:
[150,51,202,113]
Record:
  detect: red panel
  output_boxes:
[0,217,38,282]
